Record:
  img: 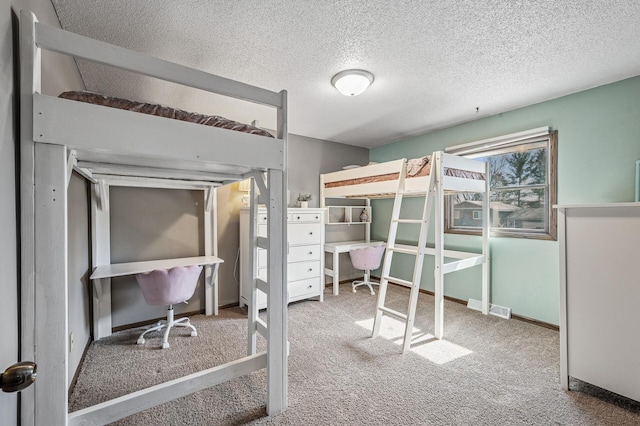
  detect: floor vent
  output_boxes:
[467,299,511,319]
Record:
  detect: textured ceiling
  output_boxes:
[51,0,640,148]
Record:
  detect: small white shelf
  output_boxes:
[326,205,371,225]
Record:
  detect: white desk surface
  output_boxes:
[90,256,224,280]
[324,240,385,253]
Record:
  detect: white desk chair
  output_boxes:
[135,265,203,349]
[349,244,386,295]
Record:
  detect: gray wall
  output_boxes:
[0,1,84,423]
[109,187,205,327]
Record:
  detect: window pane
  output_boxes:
[446,131,556,239]
[475,146,547,189]
[490,189,547,231]
[450,188,548,232]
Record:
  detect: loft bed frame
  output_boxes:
[19,11,288,425]
[320,151,490,341]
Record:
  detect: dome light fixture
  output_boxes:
[331,69,374,96]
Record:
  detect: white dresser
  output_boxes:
[557,203,640,402]
[240,208,325,309]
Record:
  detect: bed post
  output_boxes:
[265,89,288,415]
[481,162,490,315]
[90,179,112,339]
[34,143,69,425]
[19,10,40,425]
[204,186,218,316]
[433,152,445,340]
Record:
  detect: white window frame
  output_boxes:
[445,128,557,240]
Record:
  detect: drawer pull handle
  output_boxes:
[297,216,301,219]
[308,251,313,255]
[308,232,313,235]
[308,285,313,289]
[308,268,313,272]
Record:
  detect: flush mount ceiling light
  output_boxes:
[331,69,374,96]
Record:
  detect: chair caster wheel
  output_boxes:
[137,338,145,345]
[370,292,376,296]
[352,289,357,293]
[162,342,170,349]
[191,331,197,337]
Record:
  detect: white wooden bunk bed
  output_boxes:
[20,11,288,425]
[320,152,490,352]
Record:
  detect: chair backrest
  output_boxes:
[135,265,203,306]
[349,244,386,271]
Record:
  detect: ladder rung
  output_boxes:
[256,318,268,338]
[392,219,423,224]
[383,276,413,288]
[389,245,419,255]
[378,306,408,320]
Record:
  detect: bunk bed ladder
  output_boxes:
[247,175,270,355]
[371,158,436,353]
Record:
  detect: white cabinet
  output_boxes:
[557,203,640,402]
[240,208,325,309]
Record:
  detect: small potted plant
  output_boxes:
[297,193,312,208]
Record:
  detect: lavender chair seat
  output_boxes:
[349,244,386,295]
[134,265,203,349]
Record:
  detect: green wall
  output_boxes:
[370,76,640,325]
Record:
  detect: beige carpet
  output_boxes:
[69,283,640,425]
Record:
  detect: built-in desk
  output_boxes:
[324,240,384,295]
[90,255,223,339]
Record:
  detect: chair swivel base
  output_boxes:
[137,308,197,349]
[352,280,379,295]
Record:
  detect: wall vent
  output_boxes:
[467,299,511,320]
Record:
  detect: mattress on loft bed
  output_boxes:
[324,156,484,189]
[58,91,274,138]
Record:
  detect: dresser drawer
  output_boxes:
[288,245,321,263]
[257,248,267,268]
[289,277,320,300]
[288,223,321,245]
[258,260,320,282]
[291,212,322,223]
[288,260,320,281]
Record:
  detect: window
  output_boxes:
[445,129,557,240]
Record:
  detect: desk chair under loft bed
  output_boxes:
[135,265,203,349]
[349,244,386,295]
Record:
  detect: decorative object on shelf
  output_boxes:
[359,208,369,222]
[297,193,312,208]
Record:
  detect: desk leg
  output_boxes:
[92,278,112,339]
[333,251,340,295]
[205,264,219,316]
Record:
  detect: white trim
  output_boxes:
[445,126,550,156]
